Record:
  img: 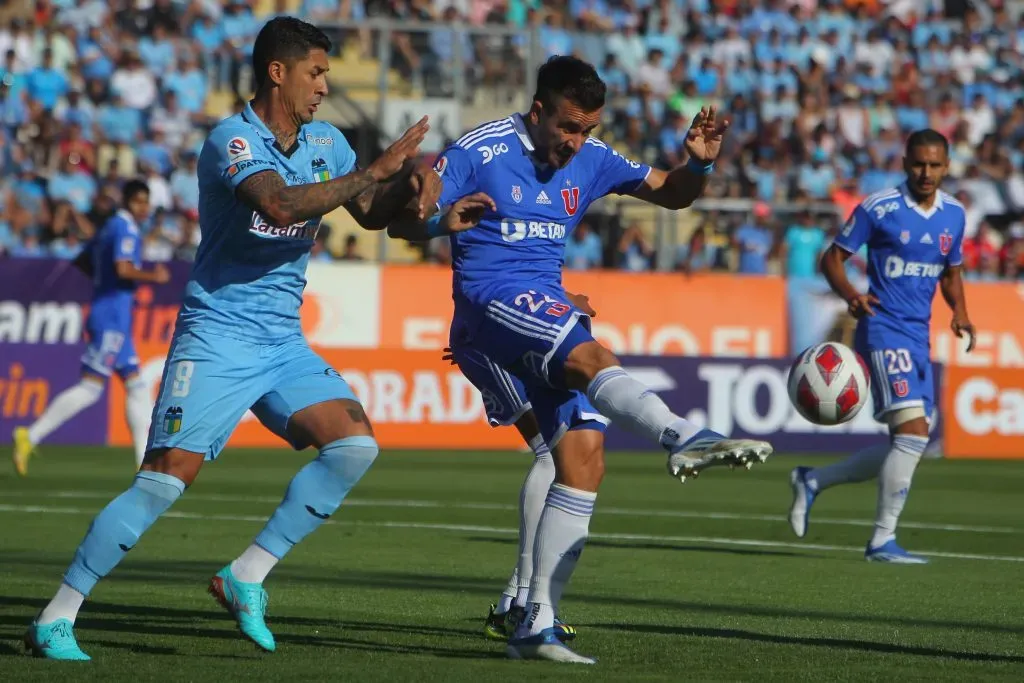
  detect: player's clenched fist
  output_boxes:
[369,116,430,182]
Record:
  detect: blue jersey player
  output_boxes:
[788,129,975,564]
[395,57,774,664]
[13,180,169,475]
[23,17,488,661]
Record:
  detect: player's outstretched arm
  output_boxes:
[238,117,429,228]
[821,244,878,318]
[629,106,728,210]
[940,265,976,352]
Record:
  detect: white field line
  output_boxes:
[4,490,1020,535]
[0,503,1022,564]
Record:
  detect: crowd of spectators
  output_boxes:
[1,0,1023,280]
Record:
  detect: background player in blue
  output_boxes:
[788,129,976,564]
[12,180,169,475]
[395,56,773,664]
[21,17,490,661]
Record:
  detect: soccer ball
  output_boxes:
[787,342,870,426]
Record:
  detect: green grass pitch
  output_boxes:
[1,447,1022,681]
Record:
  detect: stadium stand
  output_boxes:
[1,0,1023,278]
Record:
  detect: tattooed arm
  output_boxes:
[236,168,377,228]
[235,117,430,228]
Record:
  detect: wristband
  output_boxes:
[685,157,715,175]
[425,213,448,239]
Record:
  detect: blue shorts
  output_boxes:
[452,281,607,448]
[81,321,139,380]
[855,331,933,423]
[456,280,595,386]
[148,330,358,460]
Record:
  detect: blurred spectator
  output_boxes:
[564,221,602,270]
[781,211,826,278]
[617,223,653,272]
[340,231,366,262]
[732,203,775,275]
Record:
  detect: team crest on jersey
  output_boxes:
[899,230,910,244]
[433,155,447,176]
[512,185,522,203]
[561,187,580,216]
[311,157,330,183]
[892,379,910,398]
[939,232,953,255]
[227,137,252,163]
[163,406,183,435]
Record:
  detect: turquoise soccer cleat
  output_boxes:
[208,565,276,652]
[24,618,91,661]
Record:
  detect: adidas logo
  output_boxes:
[920,233,933,244]
[536,190,551,205]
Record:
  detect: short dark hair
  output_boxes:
[533,56,606,112]
[122,179,149,205]
[906,128,949,156]
[252,17,331,90]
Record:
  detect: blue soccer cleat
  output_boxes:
[486,604,578,642]
[24,618,90,661]
[507,627,595,664]
[208,565,276,652]
[667,428,773,483]
[788,466,817,538]
[865,540,929,564]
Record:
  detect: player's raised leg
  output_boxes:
[788,444,888,538]
[212,343,379,651]
[568,338,772,481]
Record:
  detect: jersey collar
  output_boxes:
[511,113,535,152]
[241,100,302,158]
[900,182,944,220]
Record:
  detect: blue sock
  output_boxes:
[255,436,379,559]
[63,471,186,595]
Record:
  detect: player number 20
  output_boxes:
[171,361,194,397]
[884,349,912,375]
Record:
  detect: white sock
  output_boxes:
[38,583,86,625]
[230,544,279,584]
[124,376,153,469]
[514,435,555,609]
[807,444,889,492]
[522,483,596,637]
[27,380,104,445]
[497,580,515,614]
[871,435,928,548]
[587,366,701,448]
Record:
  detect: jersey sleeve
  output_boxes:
[833,205,872,254]
[590,141,652,198]
[204,122,277,190]
[113,217,141,264]
[434,145,479,210]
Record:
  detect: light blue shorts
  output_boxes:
[147,330,358,460]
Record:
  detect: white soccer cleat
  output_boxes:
[667,429,773,483]
[507,628,596,664]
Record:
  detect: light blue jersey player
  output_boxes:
[22,17,456,661]
[398,57,773,664]
[789,129,976,564]
[13,181,169,475]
